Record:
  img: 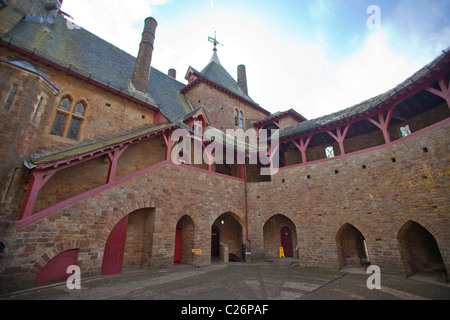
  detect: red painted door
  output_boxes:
[211,226,220,257]
[34,249,79,285]
[101,215,129,275]
[174,221,182,264]
[281,226,293,257]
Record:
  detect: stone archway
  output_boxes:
[174,215,195,266]
[101,208,155,275]
[212,212,243,262]
[397,220,447,278]
[263,214,298,258]
[336,223,368,269]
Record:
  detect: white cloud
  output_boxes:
[59,1,441,121]
[62,0,168,56]
[243,30,425,119]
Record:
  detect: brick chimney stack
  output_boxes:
[237,64,248,96]
[131,17,158,93]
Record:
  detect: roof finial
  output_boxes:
[208,31,224,52]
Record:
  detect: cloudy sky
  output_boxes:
[61,0,450,120]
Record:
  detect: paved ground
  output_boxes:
[1,260,449,301]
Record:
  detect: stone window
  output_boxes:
[235,108,244,128]
[31,96,43,123]
[51,97,86,140]
[3,84,17,111]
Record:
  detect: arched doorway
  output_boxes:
[174,216,195,265]
[211,213,243,262]
[101,208,155,275]
[336,223,368,269]
[397,220,447,278]
[263,214,297,258]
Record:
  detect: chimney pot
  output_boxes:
[131,17,158,93]
[237,64,248,96]
[168,68,176,79]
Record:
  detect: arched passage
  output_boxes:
[336,223,368,269]
[212,212,243,262]
[263,214,298,258]
[101,208,155,275]
[174,215,195,266]
[397,220,447,278]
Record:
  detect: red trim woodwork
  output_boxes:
[367,106,395,144]
[425,75,450,108]
[291,135,312,164]
[327,124,351,155]
[279,116,450,172]
[106,146,129,184]
[162,130,175,161]
[18,169,56,220]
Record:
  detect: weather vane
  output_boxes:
[208,31,224,52]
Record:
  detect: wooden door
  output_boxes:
[211,226,220,257]
[34,249,79,285]
[101,215,129,275]
[174,221,182,264]
[281,226,293,257]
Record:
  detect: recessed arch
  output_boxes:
[336,223,368,269]
[263,214,298,258]
[101,207,155,275]
[174,215,195,265]
[397,220,447,277]
[212,212,243,262]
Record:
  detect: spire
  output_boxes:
[208,31,223,65]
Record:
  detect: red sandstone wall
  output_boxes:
[247,121,450,274]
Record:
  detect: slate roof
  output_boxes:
[252,108,308,125]
[2,14,194,123]
[200,58,256,104]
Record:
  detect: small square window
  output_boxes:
[325,146,335,159]
[400,125,411,137]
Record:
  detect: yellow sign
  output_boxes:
[279,247,285,259]
[192,249,202,255]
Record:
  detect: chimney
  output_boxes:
[168,68,176,79]
[131,17,158,93]
[237,64,248,96]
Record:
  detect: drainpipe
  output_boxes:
[242,162,251,262]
